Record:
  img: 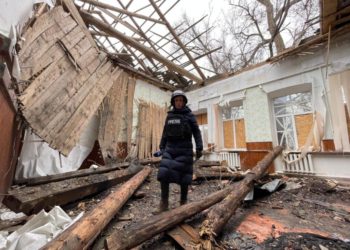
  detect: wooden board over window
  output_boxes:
[235,118,246,148]
[18,6,123,156]
[295,113,313,148]
[223,120,234,148]
[195,113,208,125]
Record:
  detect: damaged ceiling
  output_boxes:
[72,0,214,88]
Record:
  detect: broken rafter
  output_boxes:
[153,15,208,69]
[97,7,142,36]
[115,0,164,70]
[149,0,205,82]
[79,0,164,24]
[81,10,202,83]
[180,46,222,68]
[114,59,176,91]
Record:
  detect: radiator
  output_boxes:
[219,151,241,170]
[283,152,314,174]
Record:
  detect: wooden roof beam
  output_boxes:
[149,0,206,82]
[180,46,222,68]
[79,0,164,24]
[80,10,202,83]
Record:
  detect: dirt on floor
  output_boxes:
[62,165,350,250]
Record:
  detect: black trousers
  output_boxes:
[161,182,188,202]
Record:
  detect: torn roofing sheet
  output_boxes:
[18,6,124,156]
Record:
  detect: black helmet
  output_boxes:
[171,90,188,106]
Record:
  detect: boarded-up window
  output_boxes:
[222,104,246,149]
[223,120,234,148]
[273,92,312,150]
[196,113,208,125]
[295,113,313,147]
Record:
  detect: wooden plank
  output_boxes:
[29,51,100,134]
[39,58,111,139]
[235,118,246,148]
[99,71,128,160]
[126,77,136,151]
[167,224,200,250]
[21,6,70,52]
[14,162,130,186]
[223,120,234,148]
[56,66,122,154]
[295,113,313,148]
[61,0,98,50]
[3,168,139,215]
[20,25,85,81]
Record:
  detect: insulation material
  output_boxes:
[15,114,99,179]
[328,72,350,151]
[18,6,122,156]
[0,206,82,250]
[137,101,167,159]
[98,72,129,161]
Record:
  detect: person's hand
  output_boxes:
[196,150,202,159]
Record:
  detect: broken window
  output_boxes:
[273,92,312,150]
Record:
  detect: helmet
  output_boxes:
[171,90,188,106]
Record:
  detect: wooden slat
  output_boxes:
[99,71,128,161]
[126,77,136,151]
[57,67,123,154]
[61,0,98,50]
[21,6,70,52]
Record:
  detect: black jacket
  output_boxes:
[157,106,203,185]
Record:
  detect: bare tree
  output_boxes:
[173,0,319,75]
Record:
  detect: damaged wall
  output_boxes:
[18,6,123,156]
[187,31,350,178]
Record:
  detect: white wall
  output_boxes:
[187,32,350,149]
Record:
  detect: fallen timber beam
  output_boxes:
[195,160,222,167]
[14,159,159,186]
[105,184,239,250]
[41,166,152,250]
[14,162,130,186]
[200,146,283,245]
[3,167,142,215]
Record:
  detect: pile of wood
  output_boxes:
[2,146,282,250]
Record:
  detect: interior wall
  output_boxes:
[132,79,170,143]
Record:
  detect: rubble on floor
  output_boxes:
[0,160,349,250]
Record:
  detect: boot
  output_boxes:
[153,199,168,214]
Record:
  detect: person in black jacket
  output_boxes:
[156,90,203,212]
